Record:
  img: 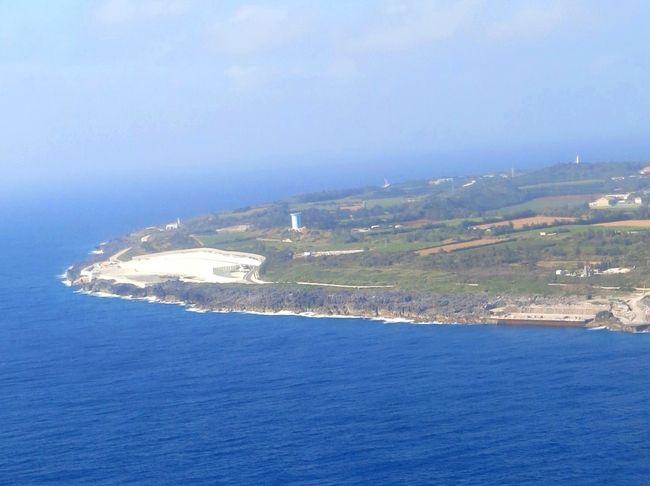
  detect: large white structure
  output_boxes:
[79,248,265,287]
[589,193,642,209]
[165,217,181,231]
[290,212,303,231]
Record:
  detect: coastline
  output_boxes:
[70,283,444,326]
[62,271,647,332]
[59,158,650,335]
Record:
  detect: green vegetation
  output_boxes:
[518,178,605,190]
[136,161,650,296]
[488,195,593,217]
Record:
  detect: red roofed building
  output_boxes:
[641,165,650,175]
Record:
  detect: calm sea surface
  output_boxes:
[2,174,650,485]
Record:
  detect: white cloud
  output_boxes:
[486,3,568,41]
[95,0,190,24]
[208,4,308,56]
[353,0,482,51]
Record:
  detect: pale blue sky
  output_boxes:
[2,0,650,194]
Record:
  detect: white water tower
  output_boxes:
[290,212,303,231]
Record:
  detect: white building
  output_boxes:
[290,212,303,231]
[589,197,613,209]
[165,217,181,231]
[589,194,642,209]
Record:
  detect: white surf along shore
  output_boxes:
[76,248,267,288]
[64,246,650,332]
[65,246,439,326]
[71,288,431,325]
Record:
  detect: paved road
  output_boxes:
[109,247,131,262]
[628,291,650,324]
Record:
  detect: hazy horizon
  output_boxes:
[2,0,650,198]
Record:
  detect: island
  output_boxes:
[65,161,650,332]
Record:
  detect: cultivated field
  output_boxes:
[416,237,508,256]
[477,216,576,230]
[595,220,650,228]
[489,194,594,215]
[90,161,650,297]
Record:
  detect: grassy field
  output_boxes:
[363,196,418,209]
[262,255,580,295]
[487,195,594,216]
[132,162,650,296]
[194,233,258,247]
[595,220,650,228]
[193,217,650,295]
[416,237,509,256]
[518,179,605,190]
[477,216,576,230]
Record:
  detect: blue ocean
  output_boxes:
[2,170,650,485]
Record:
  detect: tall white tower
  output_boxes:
[575,155,580,165]
[290,212,303,231]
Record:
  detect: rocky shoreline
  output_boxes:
[71,277,647,332]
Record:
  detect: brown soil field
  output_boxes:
[416,237,509,256]
[477,216,576,230]
[595,220,650,228]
